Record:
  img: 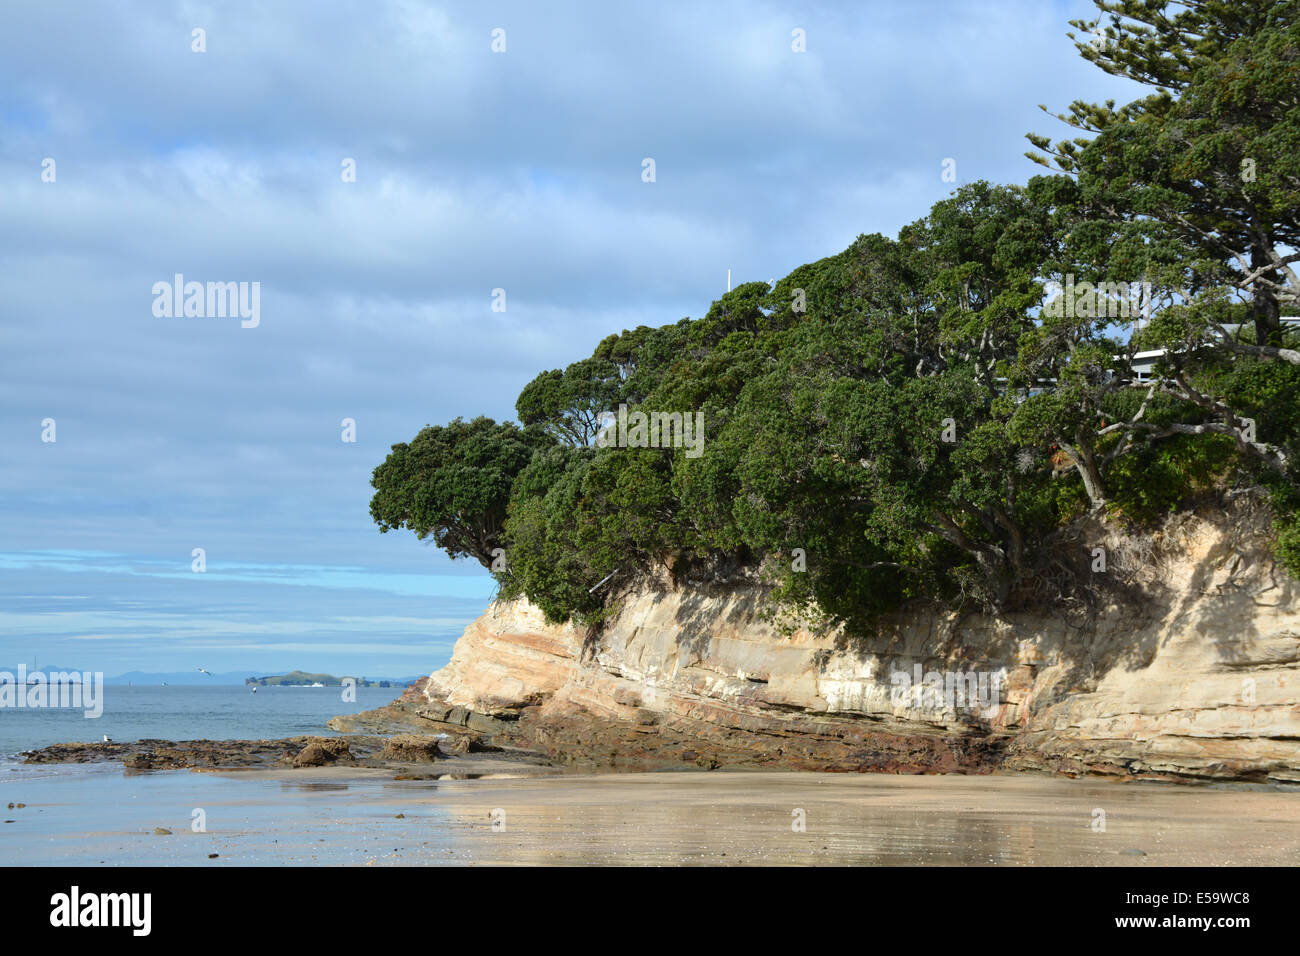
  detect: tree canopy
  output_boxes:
[373,1,1300,629]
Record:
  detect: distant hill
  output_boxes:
[2,667,422,687]
[245,670,420,688]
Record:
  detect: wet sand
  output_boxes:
[2,762,1298,866]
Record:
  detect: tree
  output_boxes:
[902,182,1055,397]
[369,417,548,567]
[372,5,1300,621]
[1027,0,1300,483]
[515,357,623,446]
[1028,0,1299,347]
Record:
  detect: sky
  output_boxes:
[0,0,1146,677]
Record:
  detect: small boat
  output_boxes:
[309,681,325,688]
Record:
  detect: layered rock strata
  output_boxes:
[403,506,1299,783]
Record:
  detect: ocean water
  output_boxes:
[0,684,409,760]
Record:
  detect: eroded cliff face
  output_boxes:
[416,507,1300,783]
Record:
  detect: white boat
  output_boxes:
[309,682,325,688]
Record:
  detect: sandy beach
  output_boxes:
[3,762,1298,866]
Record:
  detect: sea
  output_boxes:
[0,683,407,762]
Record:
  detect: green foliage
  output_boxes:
[516,357,623,446]
[1105,434,1237,522]
[1276,511,1300,580]
[369,417,548,567]
[373,2,1300,620]
[496,453,606,622]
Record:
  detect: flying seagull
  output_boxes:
[196,667,212,677]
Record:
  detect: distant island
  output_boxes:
[244,670,421,688]
[16,669,427,687]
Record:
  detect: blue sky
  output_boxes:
[0,0,1144,677]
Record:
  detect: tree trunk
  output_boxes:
[1250,245,1282,348]
[1059,437,1108,511]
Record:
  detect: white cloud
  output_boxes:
[0,0,1147,673]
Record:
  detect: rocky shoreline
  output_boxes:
[18,720,557,778]
[21,735,416,771]
[370,506,1300,786]
[322,678,1010,775]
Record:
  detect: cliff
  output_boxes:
[403,501,1300,783]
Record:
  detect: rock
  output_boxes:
[1120,848,1148,856]
[153,827,172,835]
[380,735,441,762]
[208,853,219,858]
[379,505,1300,783]
[21,741,131,764]
[291,737,355,767]
[29,737,338,770]
[448,734,498,754]
[124,752,165,770]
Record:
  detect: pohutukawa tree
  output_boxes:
[371,1,1300,627]
[369,417,549,568]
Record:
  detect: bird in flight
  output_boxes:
[197,667,212,677]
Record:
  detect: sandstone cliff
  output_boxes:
[407,502,1300,783]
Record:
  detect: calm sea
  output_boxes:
[0,684,409,761]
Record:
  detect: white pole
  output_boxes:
[589,566,621,594]
[727,268,731,292]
